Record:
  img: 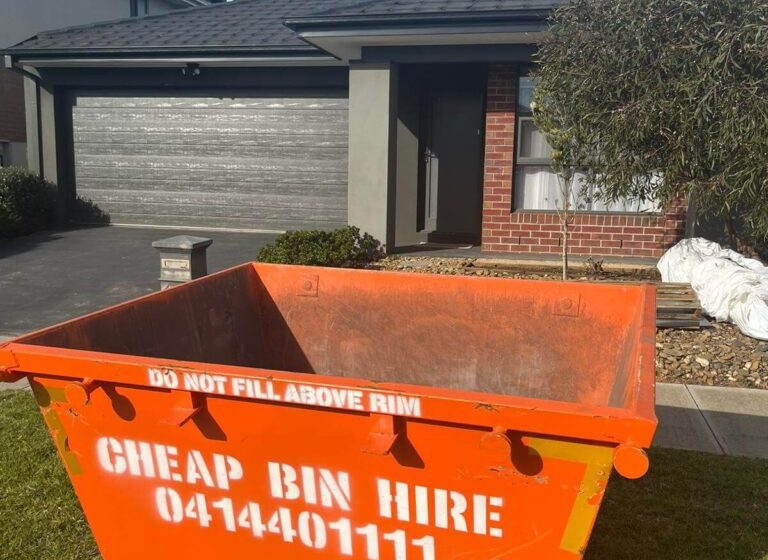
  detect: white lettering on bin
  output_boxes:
[146,368,422,418]
[96,437,242,490]
[268,462,351,511]
[96,437,509,558]
[376,479,503,537]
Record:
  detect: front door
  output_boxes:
[422,83,485,244]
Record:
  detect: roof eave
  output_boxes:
[4,44,319,60]
[287,17,549,62]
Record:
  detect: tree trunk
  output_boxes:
[562,215,568,281]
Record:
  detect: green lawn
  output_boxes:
[588,448,768,560]
[1,389,767,560]
[0,390,99,560]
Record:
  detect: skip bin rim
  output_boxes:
[0,263,657,447]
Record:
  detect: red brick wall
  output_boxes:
[0,69,26,143]
[481,63,686,258]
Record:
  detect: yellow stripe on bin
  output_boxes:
[527,438,613,557]
[43,408,83,476]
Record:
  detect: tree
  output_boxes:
[555,170,576,280]
[532,0,768,254]
[531,91,586,280]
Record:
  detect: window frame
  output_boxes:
[512,66,660,215]
[516,116,553,166]
[513,65,561,211]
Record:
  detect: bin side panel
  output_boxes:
[23,265,266,368]
[251,265,643,407]
[30,375,616,560]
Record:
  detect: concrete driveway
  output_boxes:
[0,226,277,337]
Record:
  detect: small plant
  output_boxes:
[257,226,383,268]
[0,167,57,238]
[584,256,605,275]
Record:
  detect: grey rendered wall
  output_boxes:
[23,75,58,183]
[347,62,398,249]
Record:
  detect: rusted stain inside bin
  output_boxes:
[0,263,657,559]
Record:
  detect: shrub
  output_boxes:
[71,196,110,224]
[0,167,57,238]
[257,226,383,267]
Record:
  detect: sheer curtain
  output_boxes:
[514,167,658,212]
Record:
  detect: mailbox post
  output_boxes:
[152,235,213,290]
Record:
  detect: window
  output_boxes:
[513,72,657,213]
[130,0,148,16]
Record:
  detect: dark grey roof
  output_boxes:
[6,0,561,57]
[6,0,355,56]
[309,0,563,18]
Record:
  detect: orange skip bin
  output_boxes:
[0,263,656,559]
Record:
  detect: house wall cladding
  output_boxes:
[0,69,26,143]
[480,63,687,258]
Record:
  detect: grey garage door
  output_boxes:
[72,94,348,231]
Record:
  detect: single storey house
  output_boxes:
[3,0,687,257]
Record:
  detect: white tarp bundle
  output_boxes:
[657,238,768,340]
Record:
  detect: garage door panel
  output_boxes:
[73,119,349,137]
[75,97,349,110]
[74,143,348,164]
[74,131,349,149]
[76,169,347,188]
[78,189,348,211]
[75,157,346,177]
[76,167,346,187]
[73,109,349,128]
[73,94,348,231]
[76,178,347,197]
[99,200,348,222]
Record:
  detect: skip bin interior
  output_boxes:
[21,263,649,407]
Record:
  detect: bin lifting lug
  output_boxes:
[64,378,101,408]
[0,365,23,383]
[612,444,650,479]
[362,413,401,455]
[165,390,204,427]
[0,347,23,383]
[479,425,513,465]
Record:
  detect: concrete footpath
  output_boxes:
[655,383,768,459]
[0,337,765,461]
